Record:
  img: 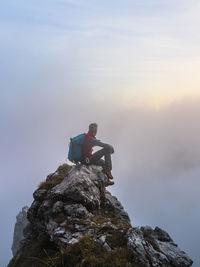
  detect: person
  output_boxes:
[81,123,115,186]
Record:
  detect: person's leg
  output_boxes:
[92,158,106,169]
[80,149,105,166]
[89,148,114,181]
[90,148,112,170]
[105,152,112,170]
[90,148,105,163]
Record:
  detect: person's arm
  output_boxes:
[88,138,114,152]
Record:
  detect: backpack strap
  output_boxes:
[82,132,94,158]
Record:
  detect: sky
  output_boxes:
[0,0,200,266]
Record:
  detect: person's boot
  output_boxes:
[103,168,114,179]
[105,179,114,186]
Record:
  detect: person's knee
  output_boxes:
[103,147,109,152]
[104,145,114,154]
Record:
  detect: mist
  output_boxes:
[1,93,200,266]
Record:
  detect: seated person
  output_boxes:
[81,123,114,185]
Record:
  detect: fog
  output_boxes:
[1,93,200,266]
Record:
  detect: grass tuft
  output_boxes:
[8,234,143,267]
[38,163,71,190]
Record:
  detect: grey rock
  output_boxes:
[11,206,29,256]
[126,227,193,267]
[9,163,193,267]
[33,189,47,201]
[103,242,111,251]
[127,227,150,266]
[54,227,66,236]
[27,200,40,222]
[60,220,67,226]
[104,190,131,223]
[68,237,79,244]
[64,203,92,218]
[141,226,173,242]
[55,230,80,246]
[99,235,106,244]
[90,221,97,227]
[37,200,52,217]
[95,235,111,252]
[101,221,118,230]
[74,224,87,232]
[157,240,193,266]
[46,219,58,236]
[49,165,106,210]
[72,232,82,238]
[52,201,64,214]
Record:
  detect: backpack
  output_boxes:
[68,133,86,163]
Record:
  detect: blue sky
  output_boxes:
[1,1,200,266]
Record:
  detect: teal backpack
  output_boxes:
[68,134,86,163]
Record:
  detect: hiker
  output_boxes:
[81,123,115,186]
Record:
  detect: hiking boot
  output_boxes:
[103,168,114,179]
[105,180,115,186]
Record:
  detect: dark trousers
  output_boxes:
[81,148,112,171]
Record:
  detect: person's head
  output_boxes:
[88,123,98,136]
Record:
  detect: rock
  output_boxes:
[99,235,106,243]
[104,190,130,222]
[11,206,29,256]
[126,227,193,267]
[9,163,193,267]
[103,242,111,251]
[52,201,64,214]
[48,165,106,210]
[37,199,52,218]
[141,226,173,242]
[64,203,92,218]
[101,221,118,230]
[33,189,47,201]
[27,200,41,223]
[127,227,151,266]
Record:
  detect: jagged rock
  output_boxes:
[48,165,106,210]
[126,227,193,267]
[97,235,111,251]
[11,206,29,256]
[64,203,92,218]
[104,190,130,222]
[52,201,64,214]
[33,188,47,201]
[9,163,193,267]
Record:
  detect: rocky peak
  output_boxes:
[9,163,193,267]
[11,206,29,256]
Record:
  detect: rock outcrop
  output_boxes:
[11,206,29,256]
[9,163,193,267]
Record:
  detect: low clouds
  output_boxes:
[3,91,200,182]
[87,97,200,180]
[1,86,200,266]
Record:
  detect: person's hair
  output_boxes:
[89,123,98,133]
